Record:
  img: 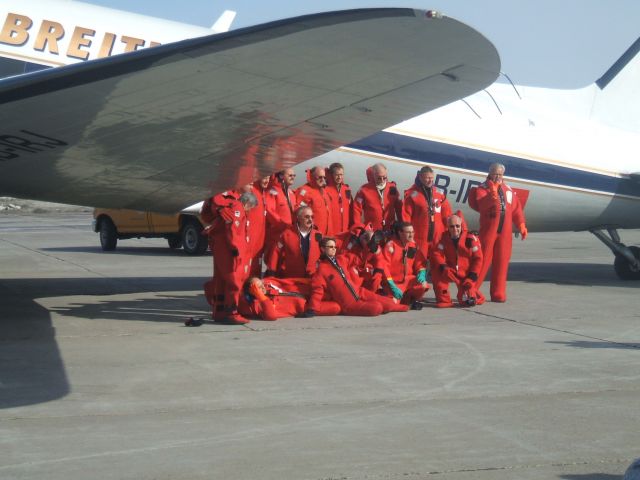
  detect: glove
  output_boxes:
[387,279,404,300]
[416,269,427,284]
[519,223,528,240]
[462,278,475,290]
[248,282,268,301]
[297,310,315,318]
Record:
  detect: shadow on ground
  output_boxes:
[41,246,211,257]
[546,340,640,350]
[0,276,210,409]
[509,262,640,288]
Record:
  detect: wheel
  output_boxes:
[99,217,117,251]
[614,246,640,280]
[167,235,182,250]
[181,219,207,255]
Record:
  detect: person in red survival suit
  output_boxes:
[468,163,527,303]
[247,175,271,276]
[295,166,334,236]
[264,206,322,278]
[378,222,430,310]
[303,237,409,317]
[335,223,386,292]
[430,213,483,308]
[352,163,403,231]
[264,168,297,254]
[238,277,341,320]
[325,162,353,234]
[202,191,258,324]
[402,165,452,260]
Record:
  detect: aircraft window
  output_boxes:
[0,57,26,79]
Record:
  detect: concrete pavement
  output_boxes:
[1,212,639,479]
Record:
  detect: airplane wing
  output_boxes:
[0,9,499,212]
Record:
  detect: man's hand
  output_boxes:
[519,223,528,240]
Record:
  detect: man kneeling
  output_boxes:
[431,214,483,308]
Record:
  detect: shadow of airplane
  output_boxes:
[546,340,640,350]
[508,262,640,288]
[0,276,211,409]
[40,246,211,257]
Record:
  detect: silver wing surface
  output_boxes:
[0,9,499,211]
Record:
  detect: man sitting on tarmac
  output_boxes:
[430,213,483,308]
[239,277,340,320]
[304,237,408,317]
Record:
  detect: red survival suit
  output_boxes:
[264,173,297,255]
[247,181,268,276]
[379,238,429,305]
[295,170,334,236]
[431,227,483,307]
[335,226,384,292]
[201,192,252,321]
[325,176,353,234]
[264,225,322,278]
[307,254,408,316]
[468,180,526,302]
[238,277,340,320]
[352,167,403,230]
[402,177,452,260]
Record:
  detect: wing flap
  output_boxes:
[0,8,499,211]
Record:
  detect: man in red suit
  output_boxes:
[239,277,340,320]
[305,237,408,317]
[468,163,527,302]
[379,222,429,309]
[402,166,451,260]
[247,175,271,276]
[202,191,258,324]
[295,166,333,236]
[352,163,403,231]
[325,162,353,234]
[264,168,297,254]
[431,214,483,308]
[264,206,322,279]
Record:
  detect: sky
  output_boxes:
[82,0,640,88]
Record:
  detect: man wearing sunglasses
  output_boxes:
[295,166,334,236]
[431,214,483,308]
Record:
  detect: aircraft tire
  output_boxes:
[99,217,118,251]
[181,219,207,255]
[613,246,640,280]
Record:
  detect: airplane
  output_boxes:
[0,1,638,280]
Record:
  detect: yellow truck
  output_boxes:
[92,207,208,255]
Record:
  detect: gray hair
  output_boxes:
[239,191,258,208]
[489,162,505,174]
[372,162,387,173]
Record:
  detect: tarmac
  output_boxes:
[1,212,639,480]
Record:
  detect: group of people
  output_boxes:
[200,161,527,324]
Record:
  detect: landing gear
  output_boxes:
[590,227,640,280]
